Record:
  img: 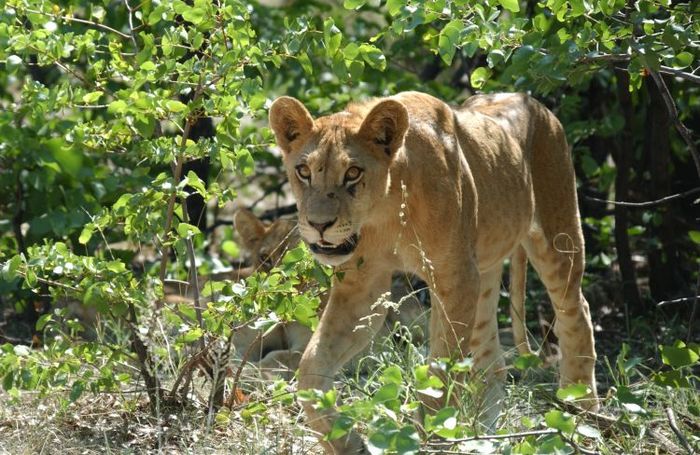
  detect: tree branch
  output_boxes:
[578,53,700,84]
[583,187,700,208]
[648,70,700,178]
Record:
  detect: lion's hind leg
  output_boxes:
[522,228,598,410]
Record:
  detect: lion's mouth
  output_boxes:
[309,234,359,257]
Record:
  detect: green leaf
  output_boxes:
[140,61,156,71]
[179,327,204,343]
[3,372,13,391]
[326,414,354,440]
[348,60,365,80]
[177,223,201,239]
[556,383,591,402]
[2,255,22,281]
[78,224,94,245]
[660,342,699,368]
[359,44,386,70]
[235,149,255,176]
[689,231,700,244]
[134,114,156,138]
[380,365,403,384]
[343,43,360,60]
[82,91,103,104]
[108,100,128,114]
[183,170,207,196]
[106,260,126,273]
[222,240,240,258]
[653,369,691,388]
[344,0,366,9]
[499,0,520,12]
[70,380,85,402]
[282,245,307,264]
[514,353,542,370]
[373,383,399,403]
[545,410,575,434]
[673,51,693,69]
[470,66,492,89]
[166,100,188,113]
[182,7,206,25]
[298,51,313,75]
[386,0,404,16]
[25,269,38,288]
[395,426,421,453]
[438,19,462,65]
[368,430,392,451]
[533,13,551,32]
[323,18,343,58]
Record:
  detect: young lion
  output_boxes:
[269,91,597,453]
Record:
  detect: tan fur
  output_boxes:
[232,209,430,379]
[270,92,598,453]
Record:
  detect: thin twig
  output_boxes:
[657,295,700,307]
[648,70,700,179]
[659,65,700,84]
[425,428,557,446]
[560,432,602,455]
[225,330,263,409]
[665,407,696,455]
[583,187,700,208]
[156,119,193,307]
[182,198,205,351]
[689,267,699,342]
[16,271,79,292]
[168,346,210,402]
[123,0,140,51]
[22,8,131,39]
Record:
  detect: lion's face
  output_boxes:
[234,209,299,270]
[269,97,408,266]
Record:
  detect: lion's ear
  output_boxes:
[358,99,409,158]
[234,209,266,249]
[269,97,314,154]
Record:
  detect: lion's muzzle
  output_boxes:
[309,233,359,257]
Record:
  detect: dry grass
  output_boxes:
[0,378,324,454]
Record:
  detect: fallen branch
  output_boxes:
[665,407,696,455]
[425,428,557,446]
[556,400,685,452]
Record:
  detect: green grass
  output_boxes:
[1,306,698,455]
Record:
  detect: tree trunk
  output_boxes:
[614,72,642,310]
[644,76,683,302]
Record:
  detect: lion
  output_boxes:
[231,208,431,379]
[269,91,598,453]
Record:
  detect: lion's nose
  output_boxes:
[309,218,337,235]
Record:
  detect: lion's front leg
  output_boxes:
[299,267,392,454]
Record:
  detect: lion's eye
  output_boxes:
[295,164,311,182]
[344,166,363,184]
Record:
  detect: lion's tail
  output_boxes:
[510,245,535,356]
